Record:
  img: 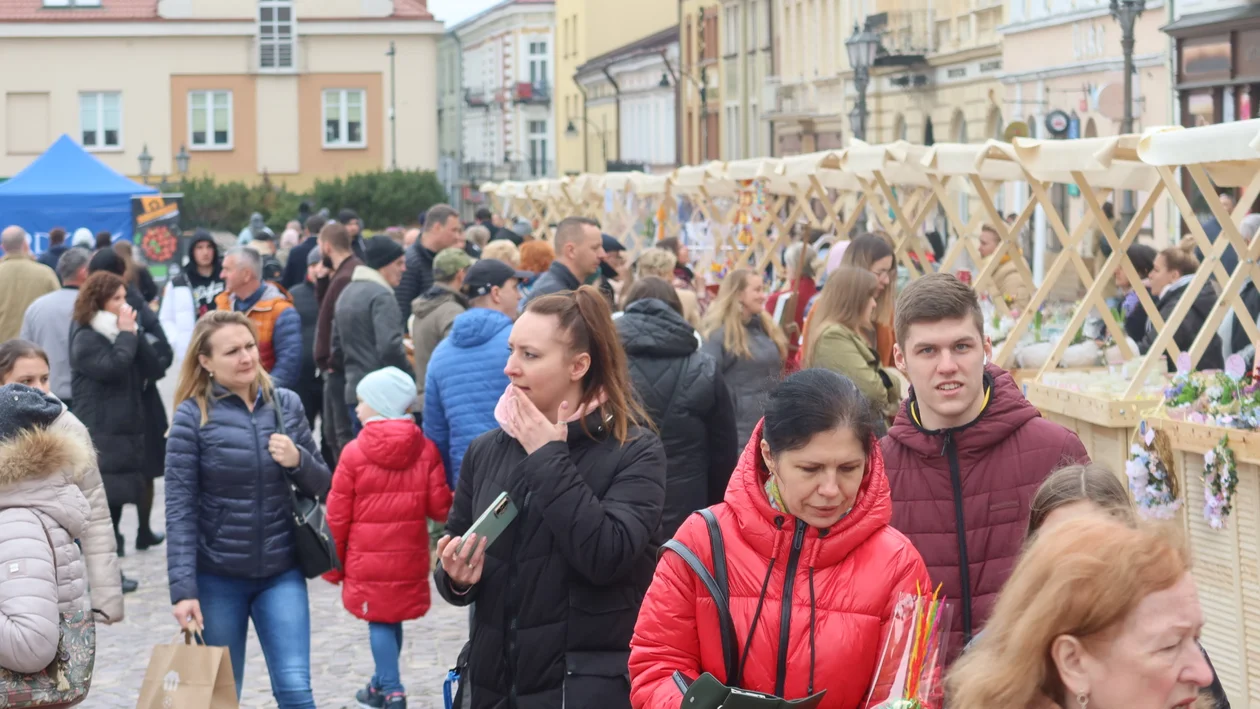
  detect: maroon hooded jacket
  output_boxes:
[879,364,1088,664]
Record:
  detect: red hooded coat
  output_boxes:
[880,364,1088,664]
[629,421,930,709]
[324,418,452,623]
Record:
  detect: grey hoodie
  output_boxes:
[410,284,469,398]
[0,426,92,674]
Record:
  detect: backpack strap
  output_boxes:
[658,508,741,688]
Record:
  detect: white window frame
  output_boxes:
[528,120,548,177]
[187,90,233,151]
[42,0,102,6]
[723,5,741,56]
[258,0,296,72]
[322,89,367,149]
[79,91,122,152]
[528,41,549,88]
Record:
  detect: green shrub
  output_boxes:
[174,170,449,233]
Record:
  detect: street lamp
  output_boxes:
[137,144,153,185]
[175,144,191,176]
[846,22,880,142]
[1111,0,1145,230]
[565,118,610,170]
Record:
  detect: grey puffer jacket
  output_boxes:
[0,426,92,674]
[701,318,783,453]
[164,386,331,604]
[410,284,468,399]
[49,406,122,623]
[333,265,413,405]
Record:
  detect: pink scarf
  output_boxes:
[493,385,608,435]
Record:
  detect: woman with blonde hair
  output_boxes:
[700,268,787,451]
[482,238,520,268]
[803,267,900,423]
[165,310,330,708]
[839,234,898,365]
[636,247,701,327]
[948,513,1217,709]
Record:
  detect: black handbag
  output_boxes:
[272,397,341,578]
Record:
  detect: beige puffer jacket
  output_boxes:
[49,406,123,623]
[0,426,93,674]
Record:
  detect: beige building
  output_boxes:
[718,0,774,159]
[555,0,676,174]
[0,0,441,189]
[680,0,722,165]
[768,0,1003,156]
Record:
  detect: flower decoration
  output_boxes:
[1202,436,1238,530]
[1126,426,1182,521]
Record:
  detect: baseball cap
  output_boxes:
[433,247,474,280]
[462,259,532,298]
[602,234,625,252]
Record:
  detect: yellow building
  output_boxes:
[768,0,1003,156]
[680,0,722,164]
[0,0,441,189]
[718,0,774,160]
[555,0,676,174]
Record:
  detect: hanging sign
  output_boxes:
[1045,110,1071,137]
[131,193,184,284]
[1003,121,1030,142]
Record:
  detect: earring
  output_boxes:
[1076,691,1089,709]
[207,371,214,379]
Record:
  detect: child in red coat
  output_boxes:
[324,366,452,709]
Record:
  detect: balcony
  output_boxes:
[868,11,930,67]
[464,89,492,109]
[766,80,826,120]
[513,81,551,106]
[462,160,532,182]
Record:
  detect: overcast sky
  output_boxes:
[430,0,501,26]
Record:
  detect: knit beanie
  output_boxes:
[0,384,64,444]
[364,235,405,270]
[72,228,95,249]
[88,248,126,276]
[355,367,416,420]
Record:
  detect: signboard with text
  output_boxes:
[131,194,184,283]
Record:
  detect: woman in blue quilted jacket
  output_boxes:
[164,310,330,709]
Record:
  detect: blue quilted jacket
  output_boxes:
[423,307,512,487]
[164,386,331,603]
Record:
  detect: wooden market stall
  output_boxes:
[1134,118,1260,706]
[983,134,1168,478]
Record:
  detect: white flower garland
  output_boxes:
[1202,436,1238,531]
[1126,426,1181,521]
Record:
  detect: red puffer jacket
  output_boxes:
[629,421,929,709]
[880,364,1088,664]
[324,418,452,623]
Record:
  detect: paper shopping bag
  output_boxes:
[136,630,238,709]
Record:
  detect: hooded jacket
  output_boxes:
[0,426,93,674]
[423,308,513,486]
[50,406,123,623]
[323,419,452,623]
[1139,276,1225,372]
[434,415,667,709]
[880,365,1088,663]
[410,284,469,399]
[160,230,224,361]
[334,265,413,405]
[616,298,738,538]
[629,422,930,709]
[215,282,301,391]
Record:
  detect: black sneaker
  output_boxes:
[136,530,165,551]
[121,574,139,594]
[382,693,406,709]
[355,684,384,709]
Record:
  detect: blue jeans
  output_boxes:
[198,567,316,709]
[369,622,405,695]
[348,404,362,436]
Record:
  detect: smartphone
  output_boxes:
[454,492,518,557]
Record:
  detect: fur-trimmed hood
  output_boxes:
[0,427,92,539]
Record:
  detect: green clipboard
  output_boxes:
[679,672,827,709]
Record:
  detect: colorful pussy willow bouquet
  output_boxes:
[863,584,954,709]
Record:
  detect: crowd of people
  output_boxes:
[0,207,1230,709]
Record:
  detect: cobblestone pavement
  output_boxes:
[88,478,470,709]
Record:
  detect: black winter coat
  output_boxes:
[395,243,437,327]
[164,386,331,603]
[1140,278,1225,372]
[290,281,321,400]
[128,287,173,481]
[615,298,738,538]
[436,418,667,709]
[69,320,165,506]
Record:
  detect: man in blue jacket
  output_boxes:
[423,258,529,486]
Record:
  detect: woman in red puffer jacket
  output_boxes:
[629,368,929,709]
[324,366,452,709]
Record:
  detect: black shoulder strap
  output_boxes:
[659,509,741,688]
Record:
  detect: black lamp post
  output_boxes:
[1111,0,1145,229]
[846,22,880,142]
[137,144,153,185]
[566,118,609,170]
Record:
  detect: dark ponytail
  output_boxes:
[526,285,649,442]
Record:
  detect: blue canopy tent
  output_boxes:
[0,134,157,253]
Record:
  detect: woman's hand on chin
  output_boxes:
[502,386,568,455]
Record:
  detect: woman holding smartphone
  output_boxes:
[435,285,667,709]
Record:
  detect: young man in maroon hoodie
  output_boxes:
[880,273,1088,663]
